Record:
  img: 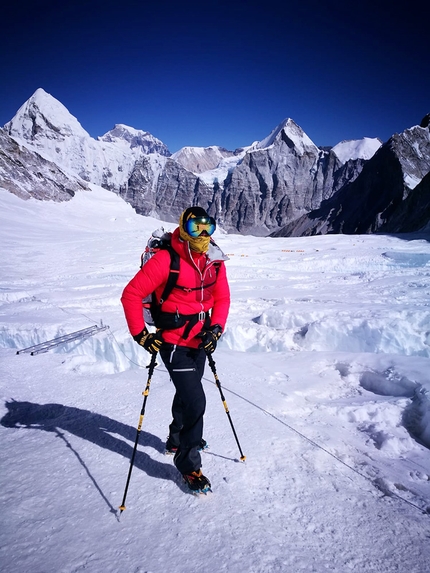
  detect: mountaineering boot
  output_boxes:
[198,438,208,451]
[165,437,208,455]
[182,469,211,493]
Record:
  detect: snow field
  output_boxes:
[1,185,430,573]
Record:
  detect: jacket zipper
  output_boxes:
[187,244,215,308]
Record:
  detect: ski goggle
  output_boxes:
[184,216,216,237]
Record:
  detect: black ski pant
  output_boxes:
[160,344,207,474]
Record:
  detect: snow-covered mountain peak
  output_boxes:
[5,88,89,143]
[3,89,171,189]
[99,124,170,156]
[332,137,382,164]
[256,118,318,155]
[172,145,238,174]
[100,123,146,141]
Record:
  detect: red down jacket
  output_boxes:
[121,227,231,348]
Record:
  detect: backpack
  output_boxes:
[140,228,221,336]
[140,228,180,327]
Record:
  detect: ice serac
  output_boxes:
[0,128,89,201]
[272,120,430,236]
[218,119,367,234]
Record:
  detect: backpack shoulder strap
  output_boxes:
[158,245,180,304]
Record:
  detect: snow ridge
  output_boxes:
[4,88,170,189]
[332,137,383,163]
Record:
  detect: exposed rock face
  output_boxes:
[420,113,430,129]
[4,89,170,192]
[4,88,428,236]
[120,156,214,222]
[2,90,378,234]
[0,128,89,201]
[272,124,430,236]
[218,119,368,234]
[379,170,430,233]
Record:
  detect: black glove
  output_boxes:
[197,324,223,354]
[133,327,163,355]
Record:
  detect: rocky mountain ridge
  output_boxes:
[4,89,169,193]
[272,122,430,237]
[0,127,89,201]
[1,88,428,235]
[171,145,246,174]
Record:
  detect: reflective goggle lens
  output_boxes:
[185,216,216,237]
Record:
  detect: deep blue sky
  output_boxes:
[1,0,429,152]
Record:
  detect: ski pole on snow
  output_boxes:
[206,352,246,462]
[119,352,157,514]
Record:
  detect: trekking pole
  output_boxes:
[206,352,246,462]
[119,352,157,514]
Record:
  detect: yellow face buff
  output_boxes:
[179,212,211,253]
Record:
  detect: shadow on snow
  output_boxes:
[1,399,181,513]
